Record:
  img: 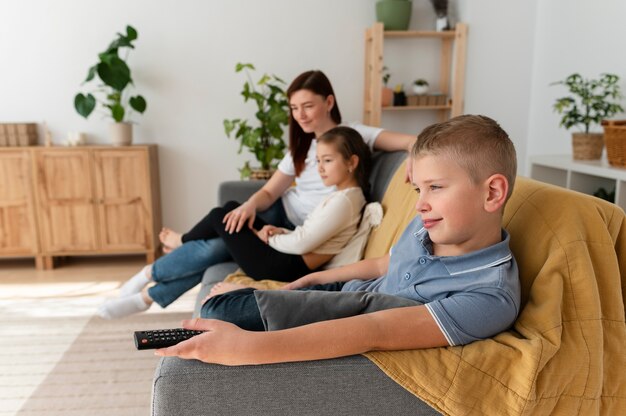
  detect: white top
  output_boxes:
[269,187,366,255]
[277,122,382,225]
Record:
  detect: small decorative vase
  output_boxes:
[393,91,407,106]
[375,0,413,31]
[412,84,429,95]
[110,122,133,146]
[381,87,393,107]
[572,132,603,160]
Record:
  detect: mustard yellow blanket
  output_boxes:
[228,168,626,415]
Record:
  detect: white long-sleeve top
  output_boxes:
[268,187,366,255]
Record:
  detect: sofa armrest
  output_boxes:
[152,355,440,416]
[218,180,265,205]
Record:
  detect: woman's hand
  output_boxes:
[155,318,259,365]
[223,201,256,234]
[256,225,286,244]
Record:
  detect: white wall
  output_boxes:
[526,0,626,167]
[1,0,625,231]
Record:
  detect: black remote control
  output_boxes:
[133,328,204,350]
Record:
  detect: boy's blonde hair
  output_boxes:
[411,115,517,200]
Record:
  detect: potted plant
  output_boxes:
[551,73,623,160]
[412,78,429,95]
[223,63,289,179]
[381,66,393,107]
[74,25,147,146]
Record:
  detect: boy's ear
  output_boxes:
[483,174,508,213]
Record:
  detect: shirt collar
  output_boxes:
[411,217,513,276]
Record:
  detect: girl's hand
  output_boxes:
[257,225,285,244]
[223,202,256,234]
[155,318,258,365]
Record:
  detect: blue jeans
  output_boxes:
[148,239,231,307]
[201,283,345,331]
[148,200,294,308]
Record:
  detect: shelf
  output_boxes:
[529,155,626,212]
[363,22,467,127]
[382,105,452,111]
[383,30,456,39]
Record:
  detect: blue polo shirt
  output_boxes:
[341,216,520,346]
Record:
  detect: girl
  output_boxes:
[98,126,372,319]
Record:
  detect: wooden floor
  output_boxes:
[0,255,145,285]
[0,254,198,416]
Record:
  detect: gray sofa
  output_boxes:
[152,151,440,415]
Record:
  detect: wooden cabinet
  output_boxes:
[0,145,161,269]
[363,22,468,127]
[0,149,39,258]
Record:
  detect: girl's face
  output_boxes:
[316,141,357,190]
[289,89,336,137]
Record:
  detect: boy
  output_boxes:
[156,114,520,364]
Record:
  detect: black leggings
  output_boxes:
[184,201,313,282]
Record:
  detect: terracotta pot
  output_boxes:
[572,132,603,160]
[110,122,133,146]
[381,87,393,107]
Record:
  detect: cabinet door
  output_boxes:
[94,149,151,251]
[35,150,98,252]
[0,150,38,255]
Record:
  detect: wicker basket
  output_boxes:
[602,120,626,167]
[572,132,603,160]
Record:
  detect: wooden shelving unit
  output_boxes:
[0,145,162,269]
[363,22,468,126]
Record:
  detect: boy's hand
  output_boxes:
[282,273,316,290]
[154,318,255,365]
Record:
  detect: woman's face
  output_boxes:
[289,89,336,136]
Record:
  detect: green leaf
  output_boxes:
[97,57,131,91]
[129,95,147,113]
[111,104,125,122]
[74,93,96,118]
[126,25,138,41]
[235,62,254,72]
[84,65,97,82]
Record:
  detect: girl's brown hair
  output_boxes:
[287,70,342,176]
[317,126,372,200]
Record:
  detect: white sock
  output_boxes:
[119,266,150,297]
[97,293,150,319]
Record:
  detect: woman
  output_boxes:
[99,126,372,319]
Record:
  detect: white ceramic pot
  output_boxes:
[110,122,133,146]
[412,84,429,95]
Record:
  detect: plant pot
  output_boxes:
[110,122,133,146]
[412,84,429,95]
[381,87,393,107]
[572,132,603,160]
[249,168,275,180]
[375,0,412,31]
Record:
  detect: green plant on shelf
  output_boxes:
[593,186,615,203]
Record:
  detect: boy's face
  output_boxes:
[411,154,495,257]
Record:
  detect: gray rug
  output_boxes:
[15,312,190,416]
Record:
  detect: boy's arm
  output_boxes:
[283,254,390,290]
[155,305,448,365]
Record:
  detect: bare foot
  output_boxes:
[159,227,182,253]
[202,282,250,304]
